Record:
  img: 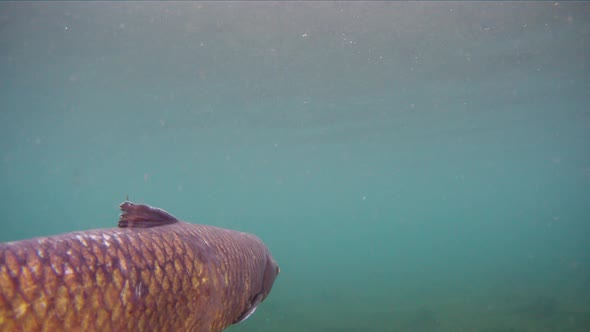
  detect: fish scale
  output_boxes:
[0,202,279,332]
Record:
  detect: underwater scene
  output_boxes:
[1,2,589,331]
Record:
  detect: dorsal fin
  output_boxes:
[118,201,179,228]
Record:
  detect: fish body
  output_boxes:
[0,202,279,332]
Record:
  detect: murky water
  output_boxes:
[1,2,589,331]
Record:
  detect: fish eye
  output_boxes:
[276,266,280,274]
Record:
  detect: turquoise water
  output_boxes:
[1,2,589,331]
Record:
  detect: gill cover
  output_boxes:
[234,253,280,324]
[234,293,264,323]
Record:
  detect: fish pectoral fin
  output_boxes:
[234,292,264,324]
[118,201,179,228]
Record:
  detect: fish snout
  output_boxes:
[262,254,279,298]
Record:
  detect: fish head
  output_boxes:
[261,253,279,299]
[234,252,279,324]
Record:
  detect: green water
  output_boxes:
[1,2,589,331]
